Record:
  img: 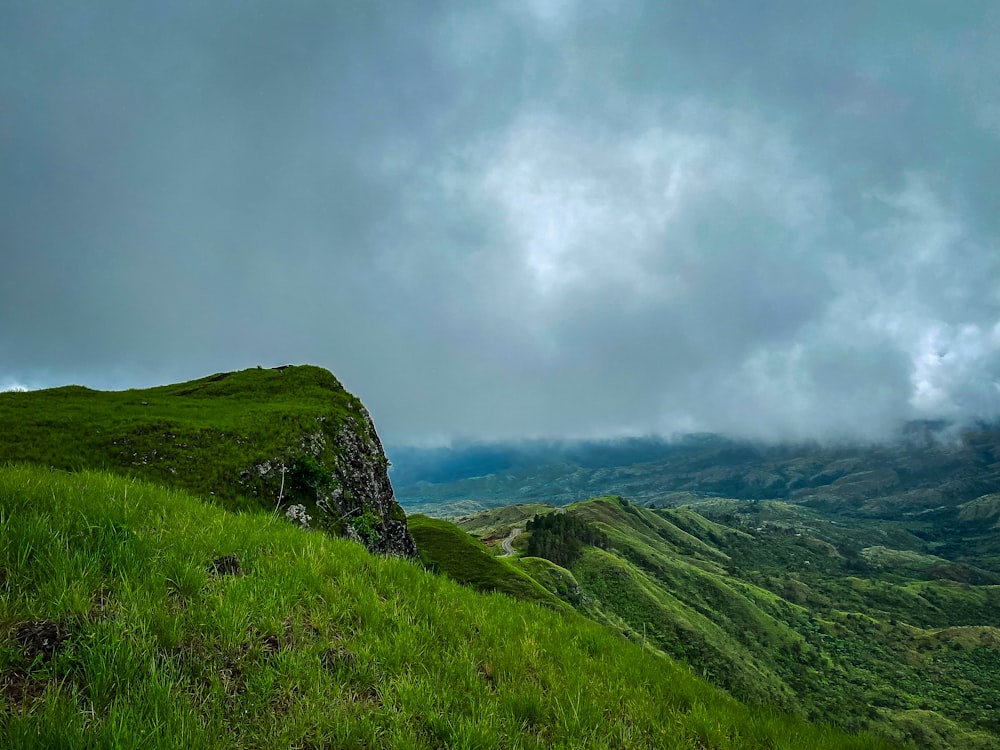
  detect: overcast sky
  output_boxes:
[2,1,999,444]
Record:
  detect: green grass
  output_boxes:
[0,465,894,749]
[570,496,733,570]
[517,557,582,604]
[0,365,364,513]
[571,547,801,712]
[407,514,566,609]
[483,495,1000,748]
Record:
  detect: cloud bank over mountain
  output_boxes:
[2,1,998,443]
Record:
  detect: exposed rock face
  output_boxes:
[239,401,416,558]
[321,406,417,557]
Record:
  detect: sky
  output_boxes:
[2,1,999,445]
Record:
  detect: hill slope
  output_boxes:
[0,465,891,749]
[407,514,566,609]
[440,496,1000,749]
[0,365,414,556]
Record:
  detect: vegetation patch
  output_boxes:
[525,510,609,568]
[407,514,564,609]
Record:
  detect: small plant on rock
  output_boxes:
[284,503,312,529]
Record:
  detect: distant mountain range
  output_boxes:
[389,422,1000,525]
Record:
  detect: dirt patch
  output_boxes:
[1,620,70,711]
[1,669,49,709]
[14,620,68,661]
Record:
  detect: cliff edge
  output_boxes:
[0,364,416,557]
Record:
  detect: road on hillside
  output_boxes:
[500,527,522,557]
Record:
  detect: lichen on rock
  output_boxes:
[324,407,416,556]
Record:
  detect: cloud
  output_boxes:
[367,110,999,441]
[0,1,997,444]
[386,102,830,342]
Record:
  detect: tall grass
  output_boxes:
[0,465,896,749]
[0,366,363,511]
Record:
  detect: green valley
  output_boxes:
[420,492,1000,749]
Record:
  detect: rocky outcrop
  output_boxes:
[238,395,416,558]
[321,406,417,557]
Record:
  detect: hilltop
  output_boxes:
[0,365,414,556]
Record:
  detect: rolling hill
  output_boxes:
[419,495,1000,749]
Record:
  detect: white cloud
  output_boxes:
[364,98,1000,441]
[466,102,830,314]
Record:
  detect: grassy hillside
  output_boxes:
[0,366,414,555]
[0,366,357,506]
[0,465,892,749]
[407,514,565,609]
[443,496,1000,749]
